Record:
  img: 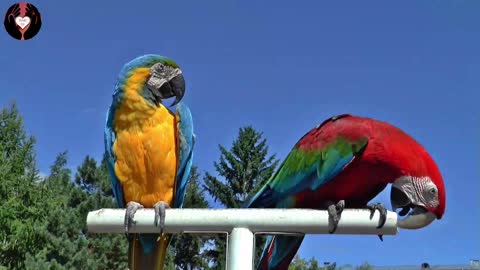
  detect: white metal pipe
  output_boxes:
[227,228,254,270]
[87,208,398,235]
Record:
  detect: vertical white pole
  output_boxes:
[227,227,254,270]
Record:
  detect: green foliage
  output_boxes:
[288,256,374,270]
[23,152,129,269]
[0,103,128,269]
[203,126,279,269]
[0,103,37,181]
[288,255,325,270]
[0,103,42,269]
[289,255,309,270]
[324,263,337,270]
[355,262,374,270]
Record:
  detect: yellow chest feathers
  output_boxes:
[112,105,178,207]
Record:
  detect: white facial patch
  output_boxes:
[392,176,417,203]
[420,180,439,208]
[393,176,439,209]
[150,63,182,83]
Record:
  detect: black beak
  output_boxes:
[156,73,185,107]
[390,186,412,216]
[168,73,185,106]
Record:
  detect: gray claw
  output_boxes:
[367,202,387,241]
[367,202,387,228]
[124,201,144,234]
[378,235,384,241]
[154,201,170,235]
[327,200,345,234]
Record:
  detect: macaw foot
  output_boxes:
[327,200,345,234]
[154,201,171,235]
[125,201,144,234]
[366,202,388,241]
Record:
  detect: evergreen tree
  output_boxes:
[22,152,126,269]
[0,102,129,269]
[0,103,42,269]
[73,155,129,269]
[203,126,279,269]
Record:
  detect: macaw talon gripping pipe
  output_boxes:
[154,201,171,236]
[366,202,388,241]
[367,202,388,228]
[327,200,345,234]
[124,201,144,234]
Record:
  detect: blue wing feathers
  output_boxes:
[310,149,354,190]
[244,184,275,208]
[174,151,193,208]
[173,102,195,208]
[104,98,125,208]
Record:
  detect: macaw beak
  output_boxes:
[146,64,185,107]
[390,185,436,230]
[158,72,185,107]
[169,73,185,106]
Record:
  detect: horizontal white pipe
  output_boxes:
[87,208,398,235]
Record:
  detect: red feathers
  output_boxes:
[293,114,445,216]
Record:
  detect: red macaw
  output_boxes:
[245,114,446,270]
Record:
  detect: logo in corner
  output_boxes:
[4,2,42,40]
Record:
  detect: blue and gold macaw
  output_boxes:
[104,54,195,270]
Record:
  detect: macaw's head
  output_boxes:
[390,150,446,230]
[118,54,185,107]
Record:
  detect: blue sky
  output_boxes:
[1,0,478,267]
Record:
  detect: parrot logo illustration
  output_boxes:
[245,114,446,270]
[104,54,195,270]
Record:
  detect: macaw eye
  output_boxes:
[429,187,437,194]
[151,63,165,74]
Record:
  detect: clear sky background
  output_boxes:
[1,0,478,267]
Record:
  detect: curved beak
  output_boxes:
[391,186,436,230]
[146,65,185,107]
[167,73,185,106]
[397,208,436,229]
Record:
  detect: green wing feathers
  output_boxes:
[245,136,368,208]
